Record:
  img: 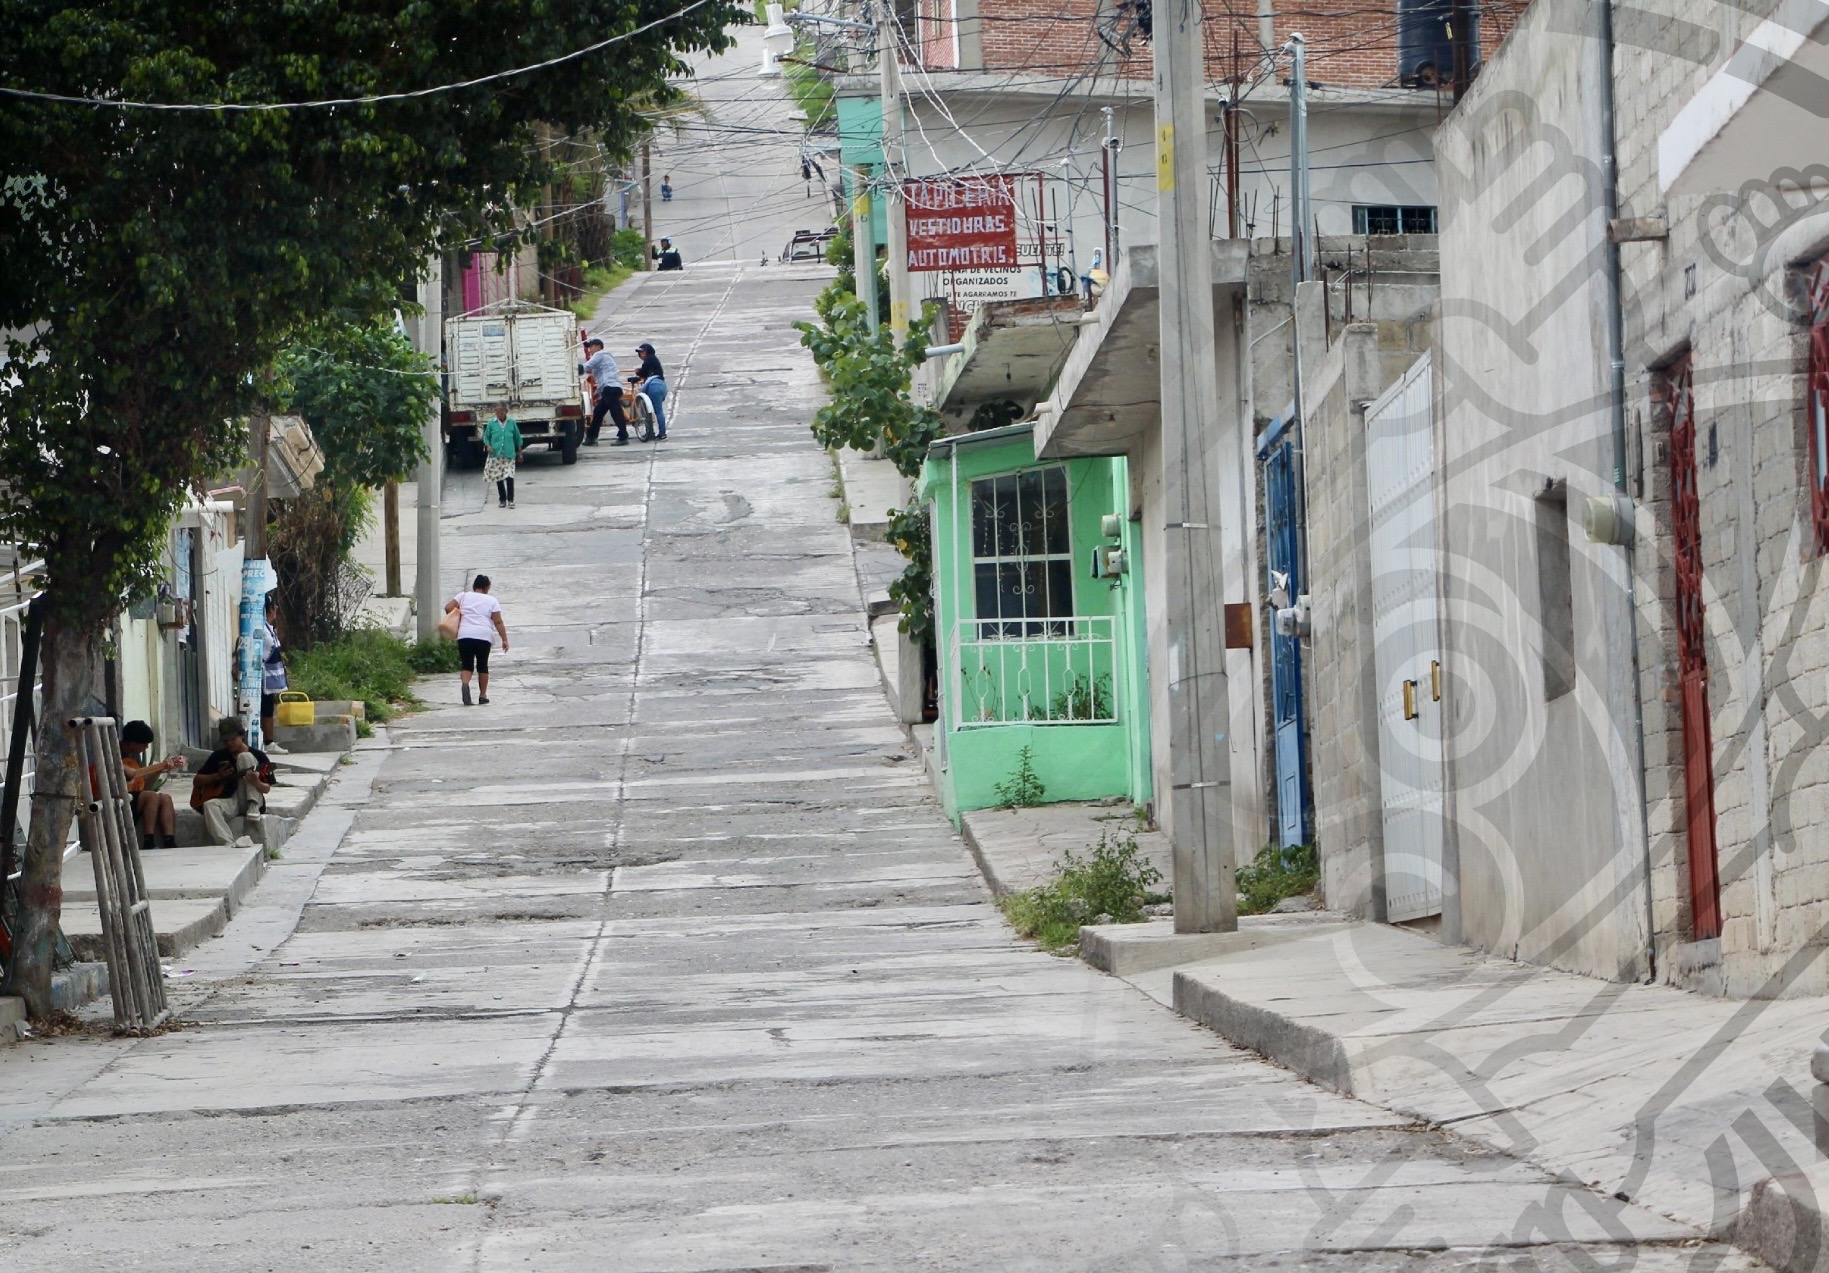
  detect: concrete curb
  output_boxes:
[1737,1162,1829,1273]
[1170,965,1358,1095]
[954,812,1010,898]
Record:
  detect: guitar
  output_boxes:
[189,768,237,811]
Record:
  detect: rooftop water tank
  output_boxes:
[1398,0,1478,87]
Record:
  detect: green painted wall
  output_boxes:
[918,429,1152,821]
[834,95,887,245]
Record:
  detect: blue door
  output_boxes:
[1260,431,1311,847]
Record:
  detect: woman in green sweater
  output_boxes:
[483,404,524,508]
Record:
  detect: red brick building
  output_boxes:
[907,0,1522,90]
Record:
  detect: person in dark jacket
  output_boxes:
[630,343,668,440]
[653,239,683,271]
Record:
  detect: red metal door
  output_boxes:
[1668,356,1721,940]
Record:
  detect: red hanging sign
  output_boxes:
[903,176,1021,272]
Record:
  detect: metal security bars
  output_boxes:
[953,615,1117,727]
[71,718,169,1030]
[970,467,1074,634]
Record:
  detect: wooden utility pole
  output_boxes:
[383,480,401,596]
[641,142,654,270]
[1156,0,1239,934]
[414,259,444,642]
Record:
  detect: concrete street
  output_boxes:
[0,35,1757,1272]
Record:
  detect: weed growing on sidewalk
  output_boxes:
[993,745,1046,809]
[289,628,456,721]
[999,831,1164,952]
[1235,843,1320,914]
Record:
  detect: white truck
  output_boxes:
[444,300,588,466]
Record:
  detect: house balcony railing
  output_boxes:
[952,615,1118,728]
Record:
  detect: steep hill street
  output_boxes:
[0,32,1756,1272]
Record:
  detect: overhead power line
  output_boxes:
[0,0,725,113]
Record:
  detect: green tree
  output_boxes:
[278,319,437,492]
[271,319,439,645]
[796,288,942,643]
[0,0,740,1014]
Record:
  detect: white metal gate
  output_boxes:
[1365,355,1445,922]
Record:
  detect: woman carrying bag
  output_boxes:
[442,575,509,706]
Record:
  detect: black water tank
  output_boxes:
[1398,0,1478,87]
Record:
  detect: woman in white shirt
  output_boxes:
[444,574,510,706]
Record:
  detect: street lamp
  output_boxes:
[762,3,796,54]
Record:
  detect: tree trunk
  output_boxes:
[6,614,96,1017]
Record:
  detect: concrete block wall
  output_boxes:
[1431,0,1652,983]
[1609,0,1829,995]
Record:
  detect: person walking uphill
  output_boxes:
[447,575,510,706]
[484,404,524,508]
[631,342,668,441]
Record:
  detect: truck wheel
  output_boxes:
[560,420,581,465]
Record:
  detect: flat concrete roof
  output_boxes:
[932,295,1085,421]
[1033,239,1248,458]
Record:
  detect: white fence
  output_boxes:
[952,615,1118,727]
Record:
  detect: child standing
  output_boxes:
[484,403,524,508]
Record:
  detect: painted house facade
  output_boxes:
[918,423,1152,819]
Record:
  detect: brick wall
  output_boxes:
[947,0,1523,89]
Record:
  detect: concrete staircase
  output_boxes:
[59,748,347,963]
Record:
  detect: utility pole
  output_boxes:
[1225,33,1241,240]
[640,142,654,270]
[852,166,879,333]
[878,2,910,339]
[1288,34,1312,287]
[237,414,270,748]
[1156,0,1238,933]
[414,258,445,641]
[1101,105,1118,273]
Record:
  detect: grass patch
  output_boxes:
[1235,843,1320,915]
[992,744,1045,809]
[999,830,1164,952]
[287,628,456,722]
[432,1192,480,1205]
[784,51,834,129]
[567,262,635,321]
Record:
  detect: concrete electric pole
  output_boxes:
[852,168,879,334]
[1155,0,1239,933]
[878,2,910,340]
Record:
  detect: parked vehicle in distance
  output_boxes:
[781,228,839,263]
[444,300,588,466]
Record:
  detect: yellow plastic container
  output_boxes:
[275,691,315,727]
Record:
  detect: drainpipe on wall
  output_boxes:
[1597,0,1658,983]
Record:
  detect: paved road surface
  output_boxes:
[0,41,1755,1273]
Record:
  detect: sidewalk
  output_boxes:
[959,801,1171,896]
[56,746,352,969]
[1075,913,1829,1269]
